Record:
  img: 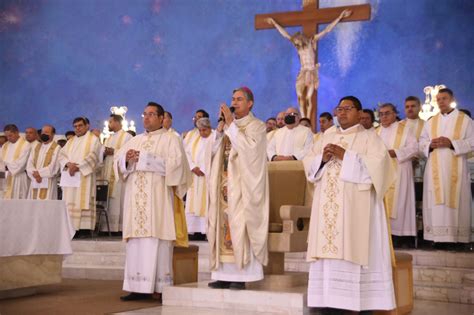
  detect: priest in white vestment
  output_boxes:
[303,96,396,312]
[403,96,425,142]
[183,109,209,143]
[360,109,376,130]
[163,111,181,138]
[377,104,418,237]
[116,102,190,301]
[59,117,101,231]
[1,124,31,199]
[27,125,60,200]
[184,117,221,235]
[266,111,286,145]
[276,111,286,129]
[267,107,313,161]
[403,96,426,182]
[25,127,40,148]
[183,109,210,237]
[420,88,474,244]
[98,115,132,231]
[208,87,269,290]
[265,117,277,133]
[314,112,336,143]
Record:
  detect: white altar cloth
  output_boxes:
[0,200,74,257]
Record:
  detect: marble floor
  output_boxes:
[115,300,474,315]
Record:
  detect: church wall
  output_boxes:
[0,0,472,133]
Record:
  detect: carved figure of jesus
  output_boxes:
[266,9,351,118]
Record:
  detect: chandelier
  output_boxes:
[100,106,136,142]
[419,85,457,121]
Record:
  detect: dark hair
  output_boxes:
[146,102,165,116]
[405,96,421,106]
[127,130,136,137]
[110,114,123,124]
[459,109,471,118]
[57,139,67,147]
[164,111,173,119]
[266,117,276,123]
[73,117,88,125]
[196,109,209,118]
[300,117,312,125]
[380,103,399,114]
[338,96,362,110]
[438,88,454,97]
[362,109,375,122]
[65,131,75,137]
[3,124,19,133]
[319,112,333,121]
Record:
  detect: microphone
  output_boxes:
[218,106,235,122]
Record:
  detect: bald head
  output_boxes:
[284,107,301,129]
[276,111,286,128]
[25,127,38,143]
[40,125,56,144]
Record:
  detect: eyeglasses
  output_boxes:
[142,112,158,118]
[378,111,394,117]
[336,106,356,113]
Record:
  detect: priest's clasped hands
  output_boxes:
[32,170,43,183]
[66,162,80,176]
[126,149,140,163]
[323,143,345,162]
[191,167,205,177]
[430,136,453,149]
[219,103,234,126]
[104,147,115,156]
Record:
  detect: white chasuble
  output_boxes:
[100,130,132,231]
[1,137,31,199]
[208,113,268,282]
[115,128,190,294]
[378,121,418,236]
[420,110,473,242]
[59,131,101,230]
[184,131,218,234]
[303,124,396,311]
[115,128,190,241]
[27,141,61,200]
[267,124,313,160]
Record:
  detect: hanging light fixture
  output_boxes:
[101,106,136,141]
[419,84,457,121]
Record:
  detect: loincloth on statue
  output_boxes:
[296,67,319,87]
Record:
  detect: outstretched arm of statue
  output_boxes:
[266,17,292,40]
[314,9,351,41]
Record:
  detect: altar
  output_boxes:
[0,200,74,299]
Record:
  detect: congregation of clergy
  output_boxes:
[0,86,472,313]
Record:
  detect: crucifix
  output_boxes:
[255,0,371,131]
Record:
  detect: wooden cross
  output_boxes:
[255,0,371,131]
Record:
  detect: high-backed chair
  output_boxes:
[265,160,312,274]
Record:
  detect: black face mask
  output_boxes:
[40,134,50,142]
[284,115,296,125]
